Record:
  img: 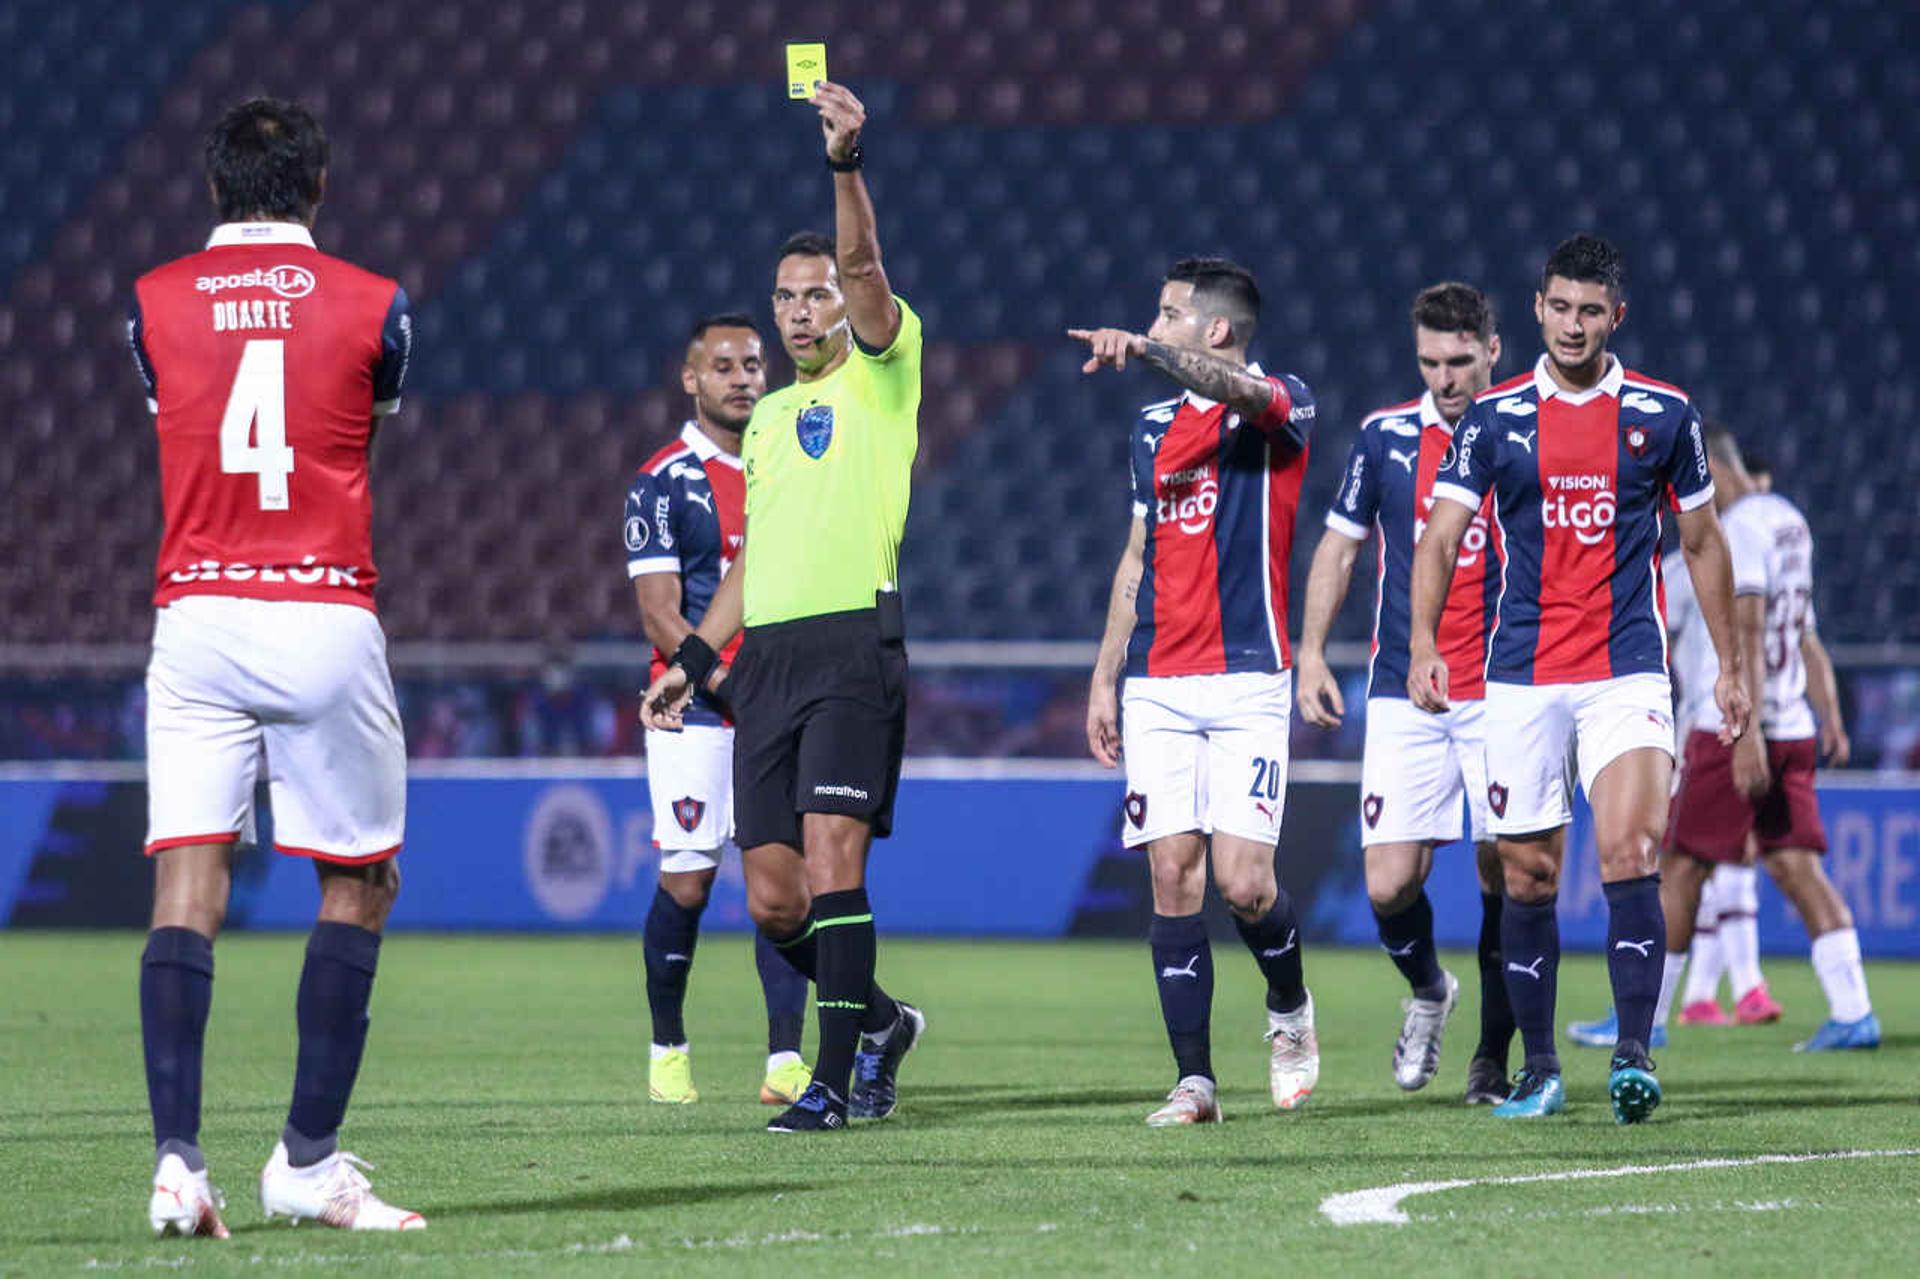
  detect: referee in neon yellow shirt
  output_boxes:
[642,81,924,1133]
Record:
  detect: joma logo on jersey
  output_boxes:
[193,264,317,299]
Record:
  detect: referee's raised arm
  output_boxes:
[813,82,900,352]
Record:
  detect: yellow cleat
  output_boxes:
[760,1057,813,1105]
[649,1048,698,1104]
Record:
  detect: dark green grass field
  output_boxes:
[3,933,1917,1275]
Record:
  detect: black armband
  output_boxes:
[670,634,719,691]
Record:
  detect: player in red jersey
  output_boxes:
[129,99,420,1236]
[1410,235,1751,1123]
[1076,258,1321,1126]
[1296,282,1515,1104]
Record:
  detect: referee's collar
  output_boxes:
[1183,360,1264,413]
[206,222,317,249]
[681,421,742,468]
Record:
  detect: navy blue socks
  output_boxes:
[1605,874,1666,1058]
[642,887,703,1046]
[755,929,809,1055]
[1476,891,1516,1065]
[1373,891,1446,1001]
[1501,894,1561,1075]
[283,922,381,1167]
[141,926,214,1171]
[1234,893,1308,1014]
[1150,912,1214,1081]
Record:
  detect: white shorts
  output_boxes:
[145,596,405,862]
[644,724,734,871]
[1360,697,1490,847]
[1120,669,1292,849]
[1482,674,1676,836]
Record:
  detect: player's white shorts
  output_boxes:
[644,724,734,872]
[1482,673,1675,836]
[145,595,405,862]
[1120,669,1291,849]
[1360,697,1490,847]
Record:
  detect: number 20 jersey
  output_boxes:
[130,222,412,612]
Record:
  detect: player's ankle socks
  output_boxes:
[643,887,705,1047]
[155,1137,206,1175]
[141,926,214,1158]
[860,985,900,1037]
[1150,912,1214,1081]
[1233,893,1307,1013]
[766,918,820,981]
[1501,893,1560,1070]
[810,889,877,1096]
[1719,910,1763,999]
[755,930,809,1055]
[281,1123,339,1169]
[1475,892,1517,1061]
[1653,950,1687,1028]
[1603,875,1664,1049]
[285,922,381,1155]
[1683,925,1725,1005]
[1811,927,1873,1022]
[1373,892,1444,998]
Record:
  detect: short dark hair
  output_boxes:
[1704,420,1743,466]
[1742,450,1772,478]
[1540,233,1624,297]
[778,230,836,263]
[205,97,328,224]
[1410,281,1495,342]
[1165,256,1261,345]
[688,312,762,348]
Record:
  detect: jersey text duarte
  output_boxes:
[130,222,411,612]
[1433,355,1712,685]
[625,422,746,727]
[1126,365,1315,678]
[1326,390,1499,700]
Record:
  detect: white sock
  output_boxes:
[1654,951,1688,1028]
[1683,928,1724,1006]
[766,1050,803,1073]
[1719,904,1763,1000]
[650,1042,689,1060]
[1810,928,1873,1022]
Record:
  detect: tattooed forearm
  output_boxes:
[1140,341,1275,419]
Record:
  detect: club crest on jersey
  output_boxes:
[623,516,649,552]
[1624,424,1651,458]
[1124,791,1148,829]
[1488,782,1509,818]
[672,796,706,833]
[1363,793,1384,829]
[796,404,834,459]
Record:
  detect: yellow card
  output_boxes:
[786,42,827,99]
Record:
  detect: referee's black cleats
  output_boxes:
[766,1082,847,1133]
[850,1002,926,1121]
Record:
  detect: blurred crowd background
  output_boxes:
[2,0,1914,763]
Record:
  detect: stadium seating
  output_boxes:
[0,0,1913,646]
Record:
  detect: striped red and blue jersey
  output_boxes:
[1432,355,1713,686]
[1325,391,1500,700]
[624,422,745,727]
[1125,367,1315,678]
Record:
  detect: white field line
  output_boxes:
[1319,1148,1920,1227]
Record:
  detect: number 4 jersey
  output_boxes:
[130,221,412,612]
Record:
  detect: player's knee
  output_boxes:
[316,856,400,930]
[747,883,810,937]
[660,868,715,911]
[1148,852,1205,912]
[1216,870,1275,919]
[1595,826,1661,880]
[1500,850,1558,902]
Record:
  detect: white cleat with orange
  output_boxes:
[1266,990,1320,1110]
[1145,1075,1223,1127]
[149,1153,230,1239]
[259,1142,425,1231]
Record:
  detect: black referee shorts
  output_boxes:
[729,607,908,850]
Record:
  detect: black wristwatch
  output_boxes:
[827,144,864,173]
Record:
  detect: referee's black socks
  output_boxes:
[809,888,879,1096]
[765,909,900,1037]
